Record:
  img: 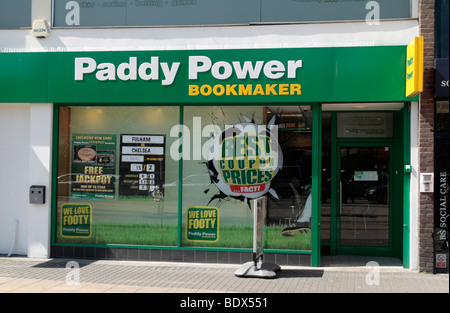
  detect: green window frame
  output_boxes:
[50,103,324,266]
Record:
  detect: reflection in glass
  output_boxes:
[339,146,390,247]
[182,106,312,251]
[56,106,180,246]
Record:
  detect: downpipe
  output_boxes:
[7,219,18,257]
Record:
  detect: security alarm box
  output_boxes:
[31,19,49,38]
[420,173,434,193]
[30,185,46,204]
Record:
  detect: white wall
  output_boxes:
[27,104,53,258]
[0,104,30,255]
[1,19,418,53]
[0,103,52,258]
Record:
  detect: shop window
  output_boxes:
[181,105,312,251]
[337,112,393,138]
[55,104,314,251]
[55,106,180,246]
[436,101,449,136]
[53,0,412,28]
[0,0,31,28]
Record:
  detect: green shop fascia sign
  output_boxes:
[0,46,414,103]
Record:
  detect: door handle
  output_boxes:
[339,180,342,216]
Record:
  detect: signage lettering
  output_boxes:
[188,56,302,80]
[119,134,165,200]
[188,83,301,97]
[74,56,303,91]
[75,57,180,85]
[438,172,448,236]
[435,58,449,98]
[207,122,282,200]
[71,134,116,200]
[186,207,219,242]
[60,203,92,238]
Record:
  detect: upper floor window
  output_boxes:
[53,0,413,28]
[0,0,31,28]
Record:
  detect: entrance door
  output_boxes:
[337,144,393,255]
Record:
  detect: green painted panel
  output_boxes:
[1,46,415,104]
[0,52,48,102]
[332,46,411,102]
[48,50,187,103]
[182,48,334,103]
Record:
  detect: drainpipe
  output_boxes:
[7,219,19,257]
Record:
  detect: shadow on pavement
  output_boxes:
[276,269,324,278]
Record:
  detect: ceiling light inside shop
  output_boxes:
[322,103,404,111]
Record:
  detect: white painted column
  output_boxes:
[28,0,53,258]
[27,103,53,258]
[32,0,52,22]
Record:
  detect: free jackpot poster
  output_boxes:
[70,134,117,200]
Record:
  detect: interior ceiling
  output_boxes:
[322,102,405,111]
[267,103,404,113]
[267,106,310,114]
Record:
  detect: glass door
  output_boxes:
[337,144,393,255]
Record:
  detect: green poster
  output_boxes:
[186,207,219,242]
[71,134,117,200]
[60,203,92,238]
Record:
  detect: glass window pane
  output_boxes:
[53,0,412,27]
[56,106,179,246]
[0,0,31,28]
[53,0,259,27]
[339,146,390,247]
[337,112,393,138]
[436,101,449,135]
[261,0,411,23]
[182,105,312,251]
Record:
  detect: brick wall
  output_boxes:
[418,0,435,272]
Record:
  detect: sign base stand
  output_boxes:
[234,259,281,279]
[235,196,280,278]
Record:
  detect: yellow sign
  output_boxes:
[60,203,92,238]
[406,36,424,97]
[186,206,219,242]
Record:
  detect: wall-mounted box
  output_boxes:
[31,19,50,39]
[420,173,434,193]
[30,185,46,204]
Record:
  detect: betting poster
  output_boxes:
[119,134,166,201]
[70,134,117,200]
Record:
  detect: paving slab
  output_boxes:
[0,256,448,295]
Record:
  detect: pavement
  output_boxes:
[0,255,448,294]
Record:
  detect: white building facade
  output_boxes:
[2,0,443,273]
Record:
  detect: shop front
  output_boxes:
[320,106,409,261]
[433,58,449,273]
[1,45,415,267]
